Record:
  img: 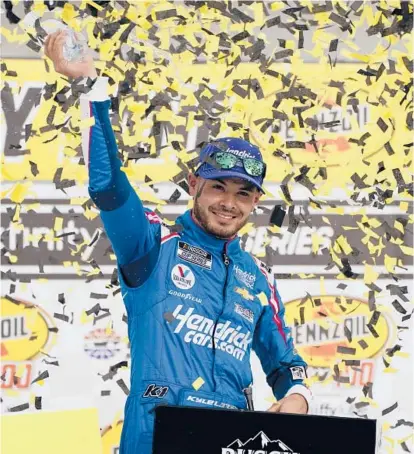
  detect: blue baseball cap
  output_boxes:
[194,137,266,193]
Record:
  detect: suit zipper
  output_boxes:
[223,251,230,267]
[211,242,230,391]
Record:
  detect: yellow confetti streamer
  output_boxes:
[364,264,379,285]
[192,377,205,391]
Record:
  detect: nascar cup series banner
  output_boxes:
[1,1,413,453]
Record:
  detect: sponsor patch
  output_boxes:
[235,303,254,323]
[186,395,238,410]
[290,366,307,380]
[177,241,212,270]
[171,264,195,290]
[227,148,256,159]
[234,286,255,301]
[143,384,169,399]
[234,265,256,289]
[258,260,272,274]
[172,305,252,361]
[168,289,202,304]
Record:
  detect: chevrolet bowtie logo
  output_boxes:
[234,287,255,301]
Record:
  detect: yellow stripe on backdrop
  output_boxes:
[1,58,412,200]
[1,407,102,454]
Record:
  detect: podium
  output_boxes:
[153,406,378,454]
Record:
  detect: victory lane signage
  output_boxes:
[1,198,411,279]
[153,406,377,454]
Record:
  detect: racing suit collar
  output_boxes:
[176,210,242,256]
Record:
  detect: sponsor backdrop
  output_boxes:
[1,2,413,454]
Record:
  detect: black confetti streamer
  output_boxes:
[382,402,398,416]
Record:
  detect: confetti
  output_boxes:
[256,292,269,306]
[35,396,42,410]
[31,370,49,385]
[116,379,130,396]
[392,300,407,315]
[337,346,356,355]
[192,377,205,391]
[163,312,175,323]
[1,4,413,449]
[382,402,398,416]
[8,403,30,412]
[269,205,286,227]
[54,313,70,323]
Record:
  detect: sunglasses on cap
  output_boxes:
[206,151,267,178]
[198,139,265,176]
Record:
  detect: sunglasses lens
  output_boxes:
[215,152,238,169]
[244,158,264,176]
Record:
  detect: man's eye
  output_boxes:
[213,184,224,190]
[238,191,249,197]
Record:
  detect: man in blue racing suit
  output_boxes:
[45,31,311,454]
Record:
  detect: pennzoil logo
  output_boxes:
[1,296,57,389]
[285,296,391,368]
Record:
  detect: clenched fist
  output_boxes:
[44,30,97,79]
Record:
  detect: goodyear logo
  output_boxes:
[1,296,57,389]
[285,296,391,369]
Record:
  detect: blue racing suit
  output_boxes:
[80,78,311,454]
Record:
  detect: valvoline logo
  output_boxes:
[179,266,190,278]
[171,264,195,290]
[284,296,392,368]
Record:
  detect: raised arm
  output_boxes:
[78,78,155,265]
[44,31,160,286]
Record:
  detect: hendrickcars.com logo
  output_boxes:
[1,296,57,389]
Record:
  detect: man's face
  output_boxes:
[188,176,261,239]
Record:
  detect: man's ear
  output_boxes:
[188,173,198,196]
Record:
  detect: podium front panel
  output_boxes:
[153,406,377,454]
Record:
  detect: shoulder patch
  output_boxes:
[161,229,180,244]
[259,260,272,274]
[252,256,272,276]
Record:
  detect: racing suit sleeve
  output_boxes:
[253,281,312,410]
[79,77,160,287]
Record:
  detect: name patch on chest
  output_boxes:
[177,241,212,270]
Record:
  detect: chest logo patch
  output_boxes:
[177,241,212,270]
[234,286,255,301]
[234,303,254,323]
[171,264,195,290]
[234,265,256,289]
